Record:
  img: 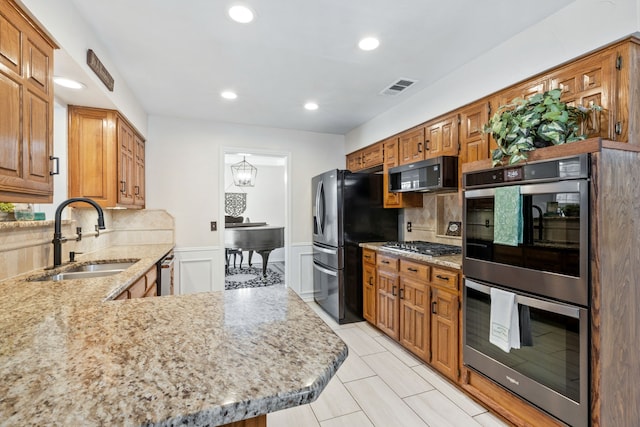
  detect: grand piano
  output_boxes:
[224,222,284,277]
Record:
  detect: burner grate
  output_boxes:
[382,241,462,256]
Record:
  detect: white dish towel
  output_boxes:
[489,287,520,353]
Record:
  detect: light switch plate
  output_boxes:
[210,221,217,231]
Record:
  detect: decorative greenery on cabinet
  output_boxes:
[484,89,602,166]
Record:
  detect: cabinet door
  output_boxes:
[376,269,399,340]
[399,127,425,165]
[431,288,459,381]
[459,101,489,166]
[346,151,362,171]
[383,137,422,209]
[117,119,135,205]
[134,136,145,207]
[425,114,459,159]
[0,3,54,202]
[548,48,617,141]
[362,142,383,169]
[363,262,377,324]
[399,277,429,361]
[68,107,118,206]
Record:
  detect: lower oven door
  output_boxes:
[463,278,588,427]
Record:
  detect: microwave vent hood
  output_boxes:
[388,156,458,193]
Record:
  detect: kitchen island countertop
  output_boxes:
[0,244,347,426]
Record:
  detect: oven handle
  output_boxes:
[464,279,580,319]
[465,180,584,198]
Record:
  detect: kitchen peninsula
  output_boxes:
[0,244,347,426]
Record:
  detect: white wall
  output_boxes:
[345,0,640,151]
[224,163,286,227]
[145,116,345,296]
[19,0,148,136]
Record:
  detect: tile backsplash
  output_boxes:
[403,193,462,245]
[0,209,174,281]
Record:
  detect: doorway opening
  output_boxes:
[222,151,288,290]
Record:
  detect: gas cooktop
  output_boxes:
[381,241,462,257]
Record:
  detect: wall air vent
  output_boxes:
[379,78,418,96]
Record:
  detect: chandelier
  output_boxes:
[231,156,257,187]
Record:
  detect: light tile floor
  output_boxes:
[267,302,509,427]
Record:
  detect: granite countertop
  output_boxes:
[360,242,462,270]
[0,244,348,426]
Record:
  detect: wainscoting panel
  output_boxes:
[290,243,314,301]
[175,247,224,294]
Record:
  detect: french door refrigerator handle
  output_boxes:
[315,180,325,235]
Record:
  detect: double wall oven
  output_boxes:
[462,154,590,427]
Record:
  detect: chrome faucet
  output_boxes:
[52,198,106,267]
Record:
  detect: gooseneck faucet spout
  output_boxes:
[53,198,106,267]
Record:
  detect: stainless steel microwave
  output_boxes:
[388,156,458,192]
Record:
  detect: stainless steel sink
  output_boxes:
[39,269,125,281]
[67,261,137,273]
[29,260,138,282]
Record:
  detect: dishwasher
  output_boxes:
[157,251,175,296]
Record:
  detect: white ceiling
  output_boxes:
[55,0,573,135]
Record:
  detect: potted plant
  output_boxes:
[484,88,602,166]
[0,202,15,221]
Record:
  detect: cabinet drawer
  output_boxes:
[377,254,398,271]
[431,267,459,290]
[399,259,430,282]
[362,248,376,265]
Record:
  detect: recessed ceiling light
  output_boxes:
[358,37,380,51]
[221,91,238,100]
[53,76,85,89]
[228,5,254,23]
[304,102,319,111]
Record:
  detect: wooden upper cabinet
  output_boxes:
[424,113,459,159]
[134,135,146,206]
[459,101,489,166]
[361,142,383,169]
[346,142,383,172]
[548,47,617,141]
[382,137,422,208]
[399,127,426,165]
[346,150,362,171]
[0,1,56,203]
[68,106,146,209]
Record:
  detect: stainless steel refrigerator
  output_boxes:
[312,170,398,324]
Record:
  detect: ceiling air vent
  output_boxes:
[379,78,418,96]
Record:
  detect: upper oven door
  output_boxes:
[463,179,589,306]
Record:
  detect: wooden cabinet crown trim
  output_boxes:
[346,34,640,160]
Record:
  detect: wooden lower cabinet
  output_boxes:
[430,286,458,381]
[362,249,377,324]
[399,275,429,361]
[369,252,460,379]
[376,270,400,340]
[116,265,157,300]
